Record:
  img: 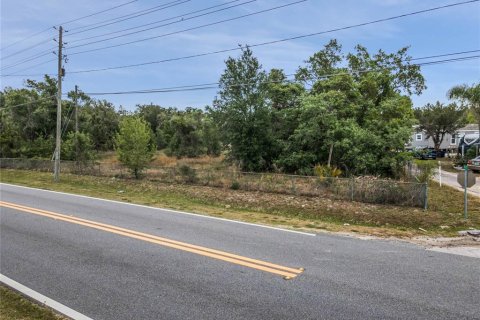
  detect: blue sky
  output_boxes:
[1,0,479,110]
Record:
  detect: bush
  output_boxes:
[115,117,156,179]
[314,164,342,179]
[466,147,478,160]
[178,164,197,183]
[230,181,241,190]
[415,161,436,183]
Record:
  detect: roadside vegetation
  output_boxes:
[5,40,477,179]
[1,39,479,238]
[0,285,67,320]
[1,169,478,238]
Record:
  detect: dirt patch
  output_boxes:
[410,235,480,248]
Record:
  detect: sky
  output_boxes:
[1,0,479,111]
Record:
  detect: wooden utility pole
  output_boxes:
[74,85,79,161]
[54,26,63,182]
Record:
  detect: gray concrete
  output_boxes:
[435,169,480,197]
[1,183,479,320]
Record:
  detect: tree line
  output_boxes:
[1,39,479,178]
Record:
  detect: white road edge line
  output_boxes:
[0,274,94,320]
[0,182,316,236]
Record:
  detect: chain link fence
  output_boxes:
[0,158,427,208]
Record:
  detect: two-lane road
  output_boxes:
[1,183,479,320]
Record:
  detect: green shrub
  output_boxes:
[415,161,436,183]
[230,181,241,190]
[178,164,197,183]
[466,147,478,160]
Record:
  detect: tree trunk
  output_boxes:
[327,143,334,167]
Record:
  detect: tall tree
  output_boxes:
[115,117,156,179]
[81,100,119,151]
[448,83,480,132]
[211,47,277,171]
[415,102,467,151]
[278,40,423,177]
[167,112,205,158]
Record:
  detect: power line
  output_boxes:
[0,0,138,54]
[2,54,478,110]
[86,86,219,95]
[1,48,56,72]
[1,35,55,61]
[66,0,190,35]
[66,0,308,55]
[1,59,57,77]
[416,54,480,66]
[409,49,480,61]
[82,55,480,96]
[0,27,53,52]
[0,95,57,109]
[62,0,480,74]
[60,0,140,26]
[67,0,254,44]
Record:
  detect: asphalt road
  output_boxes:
[1,183,479,320]
[435,169,480,197]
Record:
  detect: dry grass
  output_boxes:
[1,169,478,238]
[99,151,227,169]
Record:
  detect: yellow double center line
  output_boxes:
[0,201,303,279]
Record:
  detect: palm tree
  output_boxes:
[448,83,480,132]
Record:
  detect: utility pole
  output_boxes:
[74,84,79,162]
[54,26,63,182]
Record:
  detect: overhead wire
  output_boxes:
[66,0,190,35]
[0,27,53,52]
[0,95,57,109]
[1,35,55,61]
[60,0,140,26]
[66,0,308,55]
[1,59,57,77]
[82,55,480,96]
[1,0,191,71]
[1,48,56,71]
[0,0,139,56]
[61,0,480,74]
[2,1,478,79]
[2,54,479,111]
[67,0,255,44]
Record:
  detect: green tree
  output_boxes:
[448,83,480,132]
[414,102,466,151]
[115,117,156,179]
[277,40,422,177]
[167,112,205,158]
[0,76,60,158]
[81,100,119,150]
[265,69,304,110]
[62,132,96,163]
[211,47,277,171]
[202,115,222,156]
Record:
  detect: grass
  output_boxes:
[0,285,67,320]
[99,150,228,169]
[414,158,460,174]
[1,169,479,238]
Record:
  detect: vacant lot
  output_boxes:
[1,169,478,238]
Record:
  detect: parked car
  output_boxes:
[467,156,480,173]
[413,149,437,160]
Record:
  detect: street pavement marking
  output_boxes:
[0,274,94,320]
[0,183,316,236]
[0,201,304,279]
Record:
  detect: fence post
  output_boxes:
[423,182,428,211]
[350,176,355,201]
[291,176,297,195]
